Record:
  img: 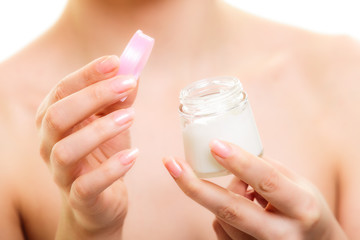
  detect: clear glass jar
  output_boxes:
[179,76,263,178]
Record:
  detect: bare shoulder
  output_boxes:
[0,115,25,239]
[321,36,360,238]
[273,26,360,237]
[239,13,360,235]
[309,35,360,156]
[0,54,29,239]
[0,29,81,113]
[283,27,360,237]
[0,42,56,240]
[0,32,74,239]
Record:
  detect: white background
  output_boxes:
[0,0,359,62]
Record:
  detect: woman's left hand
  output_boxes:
[163,140,347,240]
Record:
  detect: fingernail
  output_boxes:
[119,148,139,165]
[96,55,120,74]
[111,76,137,93]
[113,108,135,125]
[210,140,233,159]
[163,157,183,178]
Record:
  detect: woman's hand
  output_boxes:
[36,55,138,239]
[163,140,348,240]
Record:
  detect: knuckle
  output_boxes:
[102,163,119,181]
[51,142,70,168]
[90,84,106,102]
[39,142,50,162]
[212,220,222,235]
[232,150,252,173]
[53,81,67,101]
[52,172,66,188]
[182,182,201,199]
[258,167,279,193]
[271,229,296,240]
[81,65,98,83]
[298,196,321,229]
[240,156,252,170]
[35,105,45,129]
[216,205,239,222]
[212,220,218,231]
[72,180,91,202]
[92,119,110,137]
[44,106,63,132]
[265,221,299,240]
[68,195,79,210]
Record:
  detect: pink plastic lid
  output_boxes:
[118,30,155,78]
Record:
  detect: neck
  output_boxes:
[53,0,229,62]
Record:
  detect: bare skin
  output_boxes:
[0,0,359,239]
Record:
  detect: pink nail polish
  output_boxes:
[210,140,233,159]
[111,76,137,93]
[113,108,135,125]
[119,148,139,165]
[97,55,120,74]
[118,30,155,79]
[164,157,183,178]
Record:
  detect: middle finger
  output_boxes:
[42,75,136,149]
[51,108,134,188]
[163,156,277,240]
[210,139,315,220]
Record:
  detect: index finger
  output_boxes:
[53,55,121,101]
[163,156,278,240]
[210,139,319,222]
[36,55,121,127]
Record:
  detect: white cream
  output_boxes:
[179,77,263,178]
[182,101,263,177]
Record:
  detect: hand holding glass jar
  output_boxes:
[163,76,347,239]
[163,141,347,240]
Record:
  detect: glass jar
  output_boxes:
[179,76,263,178]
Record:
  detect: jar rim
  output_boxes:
[179,76,247,118]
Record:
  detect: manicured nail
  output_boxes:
[210,139,233,159]
[120,96,128,102]
[119,148,139,165]
[113,108,135,125]
[111,76,137,93]
[163,157,183,178]
[96,55,120,74]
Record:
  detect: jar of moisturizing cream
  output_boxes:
[179,76,263,178]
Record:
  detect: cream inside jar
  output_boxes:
[179,76,263,178]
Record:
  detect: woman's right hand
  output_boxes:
[36,55,138,239]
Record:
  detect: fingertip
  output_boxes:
[210,139,233,161]
[128,147,140,158]
[113,108,135,125]
[110,75,137,94]
[96,55,120,74]
[119,148,139,166]
[162,156,169,165]
[163,156,183,179]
